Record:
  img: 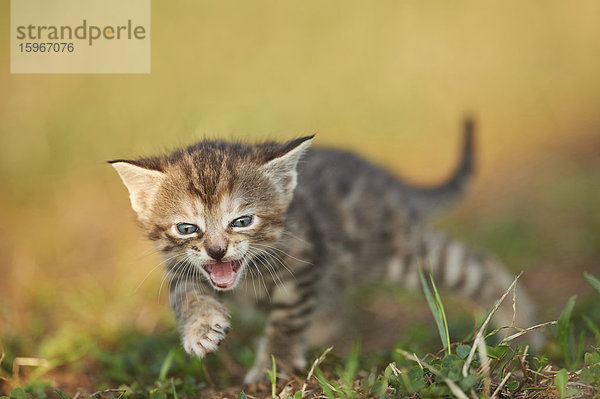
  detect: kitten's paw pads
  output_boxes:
[182,314,230,358]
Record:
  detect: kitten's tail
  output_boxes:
[407,117,475,215]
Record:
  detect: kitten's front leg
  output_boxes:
[170,280,230,357]
[245,280,315,383]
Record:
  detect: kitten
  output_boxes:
[110,120,537,383]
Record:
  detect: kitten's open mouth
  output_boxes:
[203,261,242,289]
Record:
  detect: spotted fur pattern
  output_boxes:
[110,120,537,383]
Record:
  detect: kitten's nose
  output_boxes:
[206,246,227,261]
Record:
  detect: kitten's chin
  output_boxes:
[203,261,242,290]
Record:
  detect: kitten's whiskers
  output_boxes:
[134,252,181,295]
[248,244,298,281]
[242,253,259,301]
[248,255,271,300]
[246,247,284,290]
[252,242,312,266]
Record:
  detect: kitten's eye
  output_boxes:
[231,215,253,228]
[176,223,199,235]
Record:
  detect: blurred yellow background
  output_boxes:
[1,1,599,363]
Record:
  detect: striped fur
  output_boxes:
[110,120,537,383]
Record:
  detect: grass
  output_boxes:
[2,273,600,398]
[418,268,451,354]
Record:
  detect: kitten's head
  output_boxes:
[110,136,313,291]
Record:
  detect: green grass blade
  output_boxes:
[342,342,360,388]
[158,349,176,382]
[584,273,600,295]
[554,368,569,399]
[418,266,451,353]
[554,368,578,399]
[315,367,336,399]
[430,274,451,353]
[583,315,600,344]
[171,378,179,399]
[55,390,70,399]
[556,296,577,369]
[267,355,277,398]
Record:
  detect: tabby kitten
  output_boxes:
[110,120,537,383]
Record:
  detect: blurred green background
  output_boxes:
[1,0,600,391]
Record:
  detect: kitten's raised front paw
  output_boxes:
[181,310,230,358]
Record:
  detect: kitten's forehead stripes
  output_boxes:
[111,136,314,207]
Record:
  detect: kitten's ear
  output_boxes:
[109,160,165,221]
[260,135,314,202]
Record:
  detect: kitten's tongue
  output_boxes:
[205,261,238,289]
